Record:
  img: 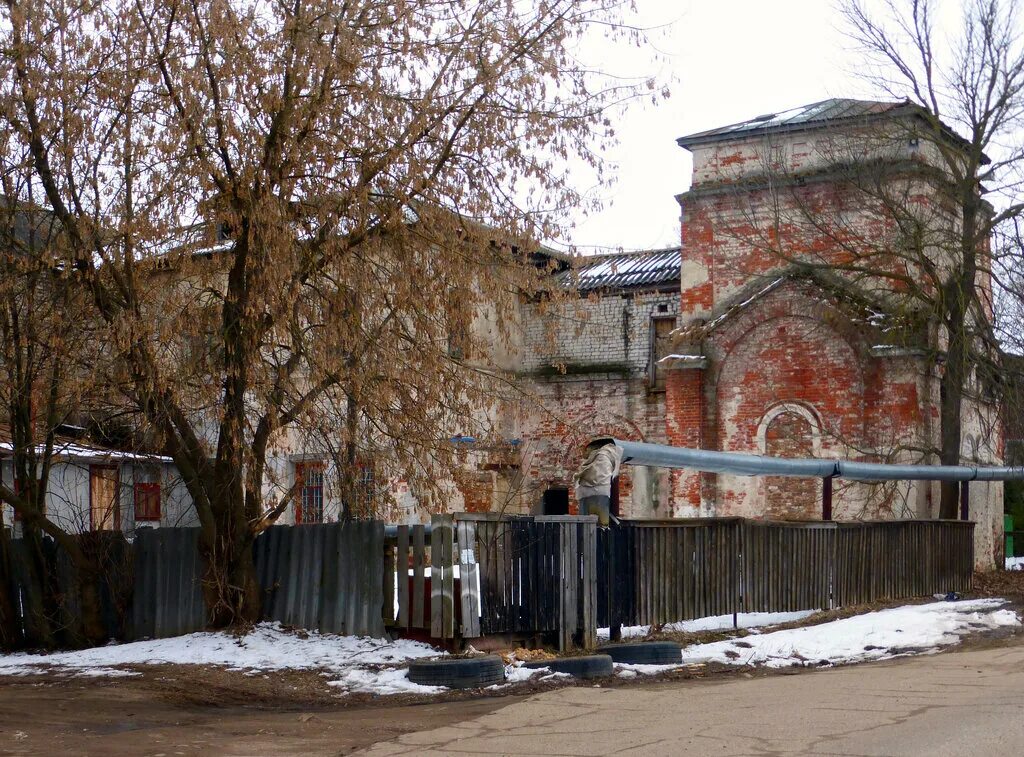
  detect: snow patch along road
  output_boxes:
[0,623,443,694]
[682,599,1020,668]
[598,610,817,641]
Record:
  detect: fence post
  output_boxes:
[430,514,455,641]
[959,481,970,521]
[608,523,622,642]
[822,477,833,521]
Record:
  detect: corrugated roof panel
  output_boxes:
[562,247,681,292]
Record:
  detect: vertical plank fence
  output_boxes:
[599,519,975,629]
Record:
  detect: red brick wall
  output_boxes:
[665,367,703,514]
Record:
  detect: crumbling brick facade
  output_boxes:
[445,99,1003,569]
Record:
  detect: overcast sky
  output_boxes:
[568,0,878,253]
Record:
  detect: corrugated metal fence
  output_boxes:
[255,521,385,637]
[4,521,387,648]
[599,519,975,629]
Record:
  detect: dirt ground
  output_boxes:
[1,574,1022,756]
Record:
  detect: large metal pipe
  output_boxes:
[605,438,1024,482]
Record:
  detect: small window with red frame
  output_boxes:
[134,482,161,521]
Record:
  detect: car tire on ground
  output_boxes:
[407,655,506,689]
[523,654,614,679]
[597,641,682,665]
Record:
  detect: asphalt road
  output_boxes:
[358,643,1024,756]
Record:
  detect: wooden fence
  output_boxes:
[3,531,131,648]
[385,514,598,650]
[2,515,975,651]
[599,519,975,629]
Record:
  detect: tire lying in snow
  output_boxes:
[597,641,682,665]
[522,654,614,679]
[407,655,505,689]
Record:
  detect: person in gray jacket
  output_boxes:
[573,440,623,525]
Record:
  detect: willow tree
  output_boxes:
[0,0,649,624]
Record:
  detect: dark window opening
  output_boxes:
[541,487,569,515]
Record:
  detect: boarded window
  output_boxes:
[295,461,324,524]
[90,465,120,531]
[134,482,161,521]
[649,316,677,390]
[763,412,818,520]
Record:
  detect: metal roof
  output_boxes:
[563,247,681,292]
[677,98,908,149]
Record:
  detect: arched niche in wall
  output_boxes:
[757,402,822,520]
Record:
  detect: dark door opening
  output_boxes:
[541,487,569,515]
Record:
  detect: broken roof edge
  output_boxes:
[559,245,682,293]
[599,438,1024,482]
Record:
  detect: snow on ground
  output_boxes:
[597,610,817,641]
[1,600,1017,693]
[615,663,683,678]
[0,623,444,694]
[681,599,1020,668]
[1007,556,1024,571]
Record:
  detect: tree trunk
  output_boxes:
[938,310,968,520]
[0,524,19,650]
[198,499,261,627]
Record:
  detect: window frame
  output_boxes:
[294,461,325,524]
[133,481,162,522]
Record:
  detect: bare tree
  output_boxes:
[710,0,1024,519]
[0,0,652,625]
[842,0,1024,517]
[0,181,113,646]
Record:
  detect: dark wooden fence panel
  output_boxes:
[742,522,833,613]
[5,532,131,648]
[453,514,596,650]
[600,519,974,630]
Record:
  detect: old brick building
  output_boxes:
[510,99,1003,567]
[515,248,681,518]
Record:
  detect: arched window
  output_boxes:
[757,403,821,520]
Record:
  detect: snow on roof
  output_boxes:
[0,439,171,464]
[677,98,907,149]
[562,247,681,292]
